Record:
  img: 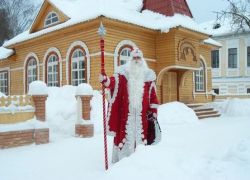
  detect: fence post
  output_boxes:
[75,84,94,138]
[28,81,48,122]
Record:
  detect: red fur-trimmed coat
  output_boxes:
[104,66,161,163]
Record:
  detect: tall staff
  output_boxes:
[98,22,108,170]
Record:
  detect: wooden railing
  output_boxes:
[0,95,34,108]
[0,95,35,124]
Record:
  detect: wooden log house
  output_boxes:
[0,0,220,104]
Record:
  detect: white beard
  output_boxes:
[127,60,146,109]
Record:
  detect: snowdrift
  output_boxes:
[158,101,199,125]
[204,98,250,117]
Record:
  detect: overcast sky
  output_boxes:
[187,0,229,23]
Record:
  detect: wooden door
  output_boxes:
[162,72,177,103]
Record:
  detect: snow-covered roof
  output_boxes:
[3,0,209,47]
[200,19,250,37]
[204,38,222,47]
[0,47,14,60]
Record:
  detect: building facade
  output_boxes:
[0,0,218,104]
[203,20,250,98]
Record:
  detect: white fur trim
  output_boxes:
[106,74,119,137]
[104,77,110,87]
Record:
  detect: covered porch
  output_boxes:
[156,66,200,104]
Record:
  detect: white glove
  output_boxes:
[99,73,107,84]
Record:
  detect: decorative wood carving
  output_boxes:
[178,39,197,62]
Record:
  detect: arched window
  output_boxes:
[118,46,132,66]
[195,60,205,92]
[44,12,59,27]
[70,48,86,86]
[47,53,59,87]
[26,57,37,91]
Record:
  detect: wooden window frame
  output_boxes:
[195,60,206,92]
[44,11,59,28]
[0,70,9,95]
[117,45,133,66]
[69,46,87,86]
[45,52,60,87]
[25,57,38,93]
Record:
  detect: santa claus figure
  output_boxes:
[100,48,161,163]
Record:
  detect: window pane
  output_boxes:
[228,48,237,68]
[79,61,85,69]
[79,70,85,79]
[119,47,132,65]
[247,47,250,67]
[72,71,78,79]
[0,71,8,95]
[45,12,59,27]
[211,50,219,68]
[72,62,78,69]
[195,61,205,91]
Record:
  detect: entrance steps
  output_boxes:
[186,103,221,120]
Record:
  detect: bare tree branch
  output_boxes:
[215,0,250,31]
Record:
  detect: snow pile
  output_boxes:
[28,81,48,95]
[204,98,250,117]
[46,86,77,137]
[1,113,250,179]
[76,83,93,96]
[225,137,250,163]
[46,85,103,139]
[0,46,14,60]
[0,118,48,132]
[158,101,199,125]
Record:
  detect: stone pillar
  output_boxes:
[80,95,93,120]
[32,95,48,121]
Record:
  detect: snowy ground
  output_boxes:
[1,116,249,180]
[0,86,250,180]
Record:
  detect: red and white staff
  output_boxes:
[98,22,108,170]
